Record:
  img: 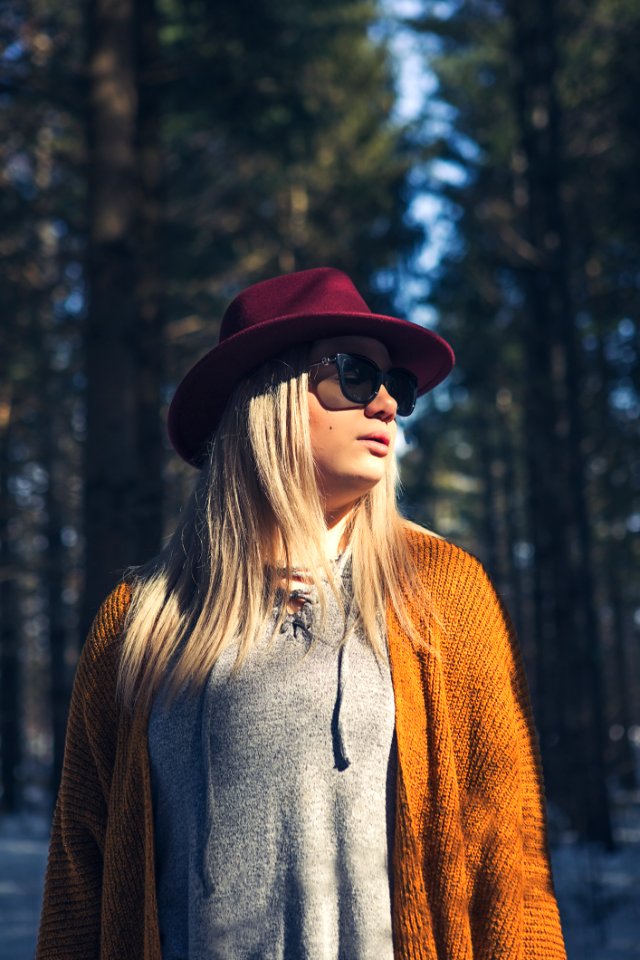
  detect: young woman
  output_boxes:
[36,267,567,959]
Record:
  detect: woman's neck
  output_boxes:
[272,507,353,571]
[323,508,352,559]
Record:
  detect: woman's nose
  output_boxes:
[365,382,397,421]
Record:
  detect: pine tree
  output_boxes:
[402,0,640,843]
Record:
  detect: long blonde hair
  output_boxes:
[118,343,438,713]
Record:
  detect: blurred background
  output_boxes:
[1,0,639,956]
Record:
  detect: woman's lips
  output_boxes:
[359,437,390,455]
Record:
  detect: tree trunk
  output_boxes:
[82,0,139,641]
[507,0,613,846]
[0,388,22,812]
[593,332,637,791]
[495,397,528,666]
[477,406,499,576]
[133,0,165,562]
[43,369,69,804]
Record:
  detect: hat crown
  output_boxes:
[219,267,370,342]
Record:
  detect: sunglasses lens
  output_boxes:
[339,355,379,403]
[385,368,417,416]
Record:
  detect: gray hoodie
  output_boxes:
[148,551,397,960]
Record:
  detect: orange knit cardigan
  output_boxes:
[36,528,567,959]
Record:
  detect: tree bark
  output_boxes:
[82,0,139,641]
[507,0,613,846]
[43,367,69,804]
[0,387,22,812]
[133,0,165,561]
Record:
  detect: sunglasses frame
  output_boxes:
[308,353,418,417]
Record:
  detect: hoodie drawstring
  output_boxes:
[333,639,351,770]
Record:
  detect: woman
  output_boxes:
[36,267,567,959]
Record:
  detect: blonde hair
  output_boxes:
[118,343,439,713]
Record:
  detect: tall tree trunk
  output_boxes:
[133,0,165,562]
[477,406,499,575]
[42,364,69,804]
[495,397,528,664]
[82,0,138,641]
[606,559,637,789]
[0,387,22,812]
[507,0,613,846]
[593,333,638,790]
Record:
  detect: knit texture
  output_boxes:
[36,527,567,960]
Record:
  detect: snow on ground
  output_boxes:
[550,784,640,959]
[1,796,639,960]
[553,840,640,959]
[0,813,49,960]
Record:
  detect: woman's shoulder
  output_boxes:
[77,581,133,688]
[400,520,497,602]
[85,580,133,651]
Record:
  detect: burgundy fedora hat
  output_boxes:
[168,267,455,467]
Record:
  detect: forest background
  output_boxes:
[1,0,639,955]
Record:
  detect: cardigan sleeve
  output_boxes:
[455,555,567,960]
[36,584,131,960]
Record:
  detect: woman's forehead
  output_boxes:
[308,335,393,366]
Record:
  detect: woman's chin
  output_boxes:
[320,472,385,507]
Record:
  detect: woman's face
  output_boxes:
[307,334,397,518]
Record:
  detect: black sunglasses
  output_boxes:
[308,353,418,417]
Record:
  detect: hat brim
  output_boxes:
[168,309,455,467]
